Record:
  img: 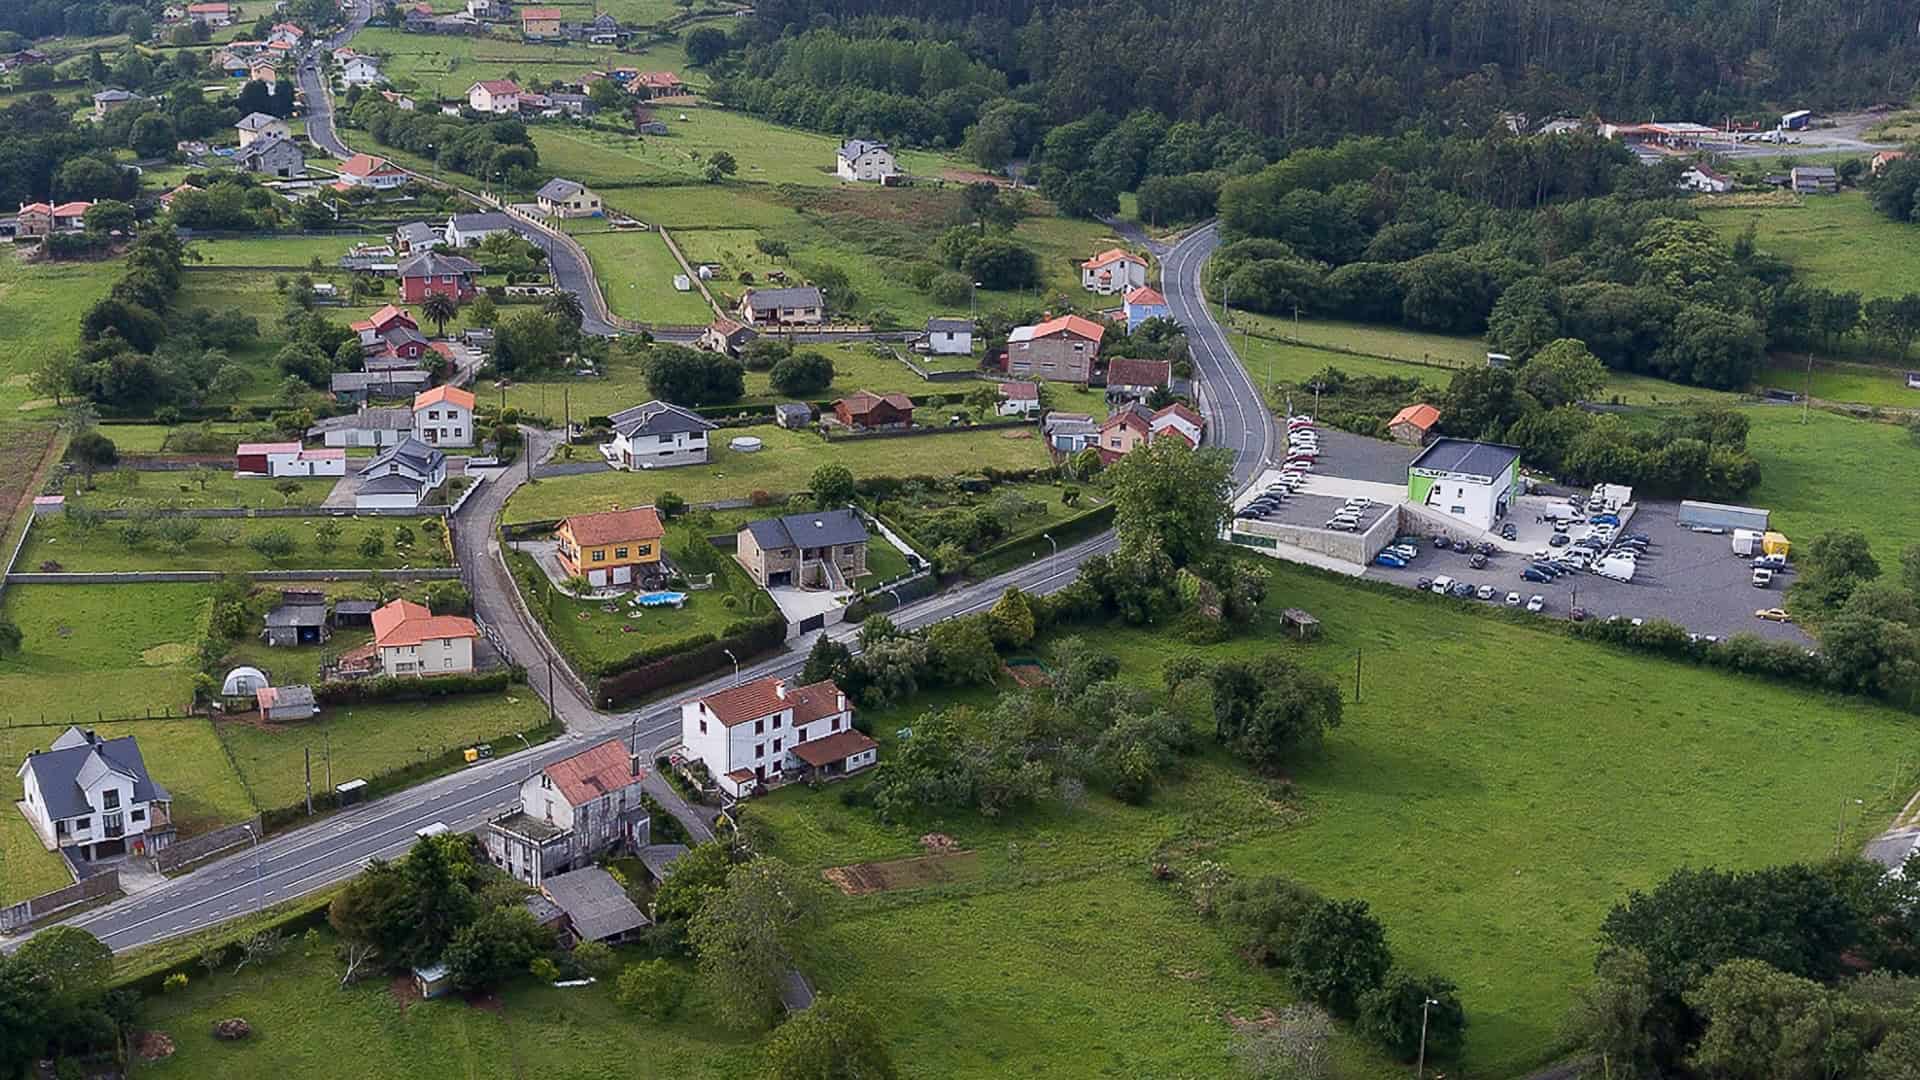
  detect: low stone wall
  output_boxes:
[153,816,262,873]
[78,506,451,519]
[0,868,118,933]
[1231,506,1398,565]
[8,568,462,585]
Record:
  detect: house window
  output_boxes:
[698,718,707,735]
[55,819,68,836]
[132,808,145,822]
[831,717,841,731]
[615,547,629,559]
[74,816,89,832]
[541,774,552,790]
[102,790,120,810]
[773,738,782,752]
[591,549,605,562]
[755,743,764,759]
[795,727,807,742]
[772,713,782,729]
[637,544,651,557]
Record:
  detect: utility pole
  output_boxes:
[1354,648,1362,703]
[324,731,332,803]
[546,655,555,723]
[1416,997,1439,1080]
[1802,351,1813,424]
[304,746,312,816]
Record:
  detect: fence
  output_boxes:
[8,568,462,585]
[153,816,263,874]
[0,870,120,933]
[824,417,1037,443]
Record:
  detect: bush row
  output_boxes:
[1568,617,1837,688]
[313,667,524,705]
[596,615,787,708]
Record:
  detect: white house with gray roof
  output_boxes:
[835,138,896,182]
[444,211,516,248]
[738,285,825,327]
[604,399,715,470]
[922,316,973,356]
[355,436,446,509]
[234,111,290,146]
[17,726,173,861]
[536,177,602,218]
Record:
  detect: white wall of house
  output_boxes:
[1081,257,1147,293]
[613,429,708,469]
[320,426,409,448]
[927,329,971,355]
[379,635,475,677]
[679,691,856,793]
[414,402,473,446]
[836,148,896,181]
[21,764,157,853]
[1152,414,1203,446]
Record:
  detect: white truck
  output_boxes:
[1731,529,1763,557]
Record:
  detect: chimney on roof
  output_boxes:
[774,680,787,700]
[836,691,846,712]
[629,752,640,777]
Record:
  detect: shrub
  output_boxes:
[615,959,688,1018]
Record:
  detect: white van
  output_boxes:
[1430,575,1454,594]
[1593,558,1635,582]
[415,822,451,839]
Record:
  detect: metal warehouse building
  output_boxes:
[1676,500,1770,533]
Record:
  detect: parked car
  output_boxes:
[1388,544,1419,561]
[1505,591,1521,606]
[1525,594,1545,612]
[1415,576,1433,590]
[1430,575,1454,594]
[1476,584,1496,600]
[1521,567,1552,583]
[1549,533,1570,547]
[1464,553,1486,569]
[1752,568,1774,588]
[1375,552,1407,568]
[1755,608,1793,622]
[1449,582,1474,598]
[1589,513,1621,526]
[1499,523,1518,541]
[1433,536,1453,550]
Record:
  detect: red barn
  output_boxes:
[397,251,480,304]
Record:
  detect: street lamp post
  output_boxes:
[970,280,982,325]
[722,647,739,681]
[1416,996,1439,1080]
[1042,532,1057,575]
[241,823,264,913]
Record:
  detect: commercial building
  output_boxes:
[1407,438,1522,533]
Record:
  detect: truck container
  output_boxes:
[1731,529,1762,556]
[1762,531,1790,557]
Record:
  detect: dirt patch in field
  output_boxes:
[217,712,289,734]
[134,1031,176,1060]
[1004,662,1051,688]
[1000,429,1033,439]
[1225,1007,1283,1032]
[464,990,503,1012]
[823,849,979,896]
[388,974,420,1012]
[140,642,196,667]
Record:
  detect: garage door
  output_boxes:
[588,569,607,587]
[612,565,633,585]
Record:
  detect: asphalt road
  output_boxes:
[11,222,1267,951]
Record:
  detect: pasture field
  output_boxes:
[0,251,121,414]
[574,229,717,325]
[1699,192,1920,299]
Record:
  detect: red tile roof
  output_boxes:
[370,599,479,648]
[1081,247,1144,270]
[1389,403,1440,432]
[1155,402,1204,429]
[1104,357,1170,388]
[636,71,682,88]
[790,728,875,767]
[1124,286,1167,306]
[414,384,475,411]
[339,153,401,178]
[559,506,664,547]
[1031,314,1105,344]
[541,739,644,806]
[786,680,846,725]
[51,201,92,217]
[836,390,914,417]
[236,441,300,454]
[520,6,562,17]
[1001,380,1038,400]
[472,78,519,95]
[697,677,843,728]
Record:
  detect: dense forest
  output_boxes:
[740,0,1920,141]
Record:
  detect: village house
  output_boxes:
[1103,357,1171,402]
[738,286,826,327]
[484,738,651,883]
[234,441,347,478]
[735,508,870,589]
[922,316,973,356]
[548,92,593,118]
[1873,150,1908,176]
[443,210,514,247]
[341,55,385,86]
[187,1,235,25]
[352,304,418,347]
[331,369,433,404]
[249,59,278,85]
[831,390,914,431]
[236,134,305,178]
[997,380,1041,417]
[773,402,813,429]
[14,201,92,238]
[699,315,757,357]
[1043,412,1100,454]
[91,88,143,120]
[267,21,305,46]
[1123,286,1170,329]
[1790,165,1839,194]
[1081,248,1148,294]
[370,598,479,677]
[1097,401,1205,463]
[1007,314,1104,384]
[679,676,875,799]
[255,684,318,722]
[262,589,331,647]
[413,385,475,447]
[520,6,562,38]
[835,138,897,182]
[392,221,439,253]
[467,78,520,114]
[17,726,174,861]
[536,177,603,218]
[336,153,411,190]
[1680,164,1733,193]
[355,437,446,508]
[397,251,480,303]
[465,0,499,18]
[235,111,291,146]
[635,70,684,97]
[604,399,715,469]
[555,506,666,588]
[308,406,415,448]
[381,89,418,111]
[1388,402,1441,446]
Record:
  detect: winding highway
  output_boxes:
[8,20,1272,954]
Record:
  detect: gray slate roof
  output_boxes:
[333,599,381,615]
[236,134,303,165]
[364,354,425,372]
[235,111,282,131]
[926,317,972,333]
[265,602,327,628]
[773,402,812,420]
[308,408,413,437]
[1409,437,1521,482]
[359,474,426,495]
[332,370,432,393]
[394,221,438,248]
[17,727,169,820]
[92,88,141,103]
[397,251,481,279]
[637,843,689,880]
[608,399,715,439]
[381,325,430,348]
[743,507,868,552]
[360,436,444,478]
[447,211,514,233]
[542,866,649,942]
[537,178,584,201]
[741,286,824,314]
[838,138,888,160]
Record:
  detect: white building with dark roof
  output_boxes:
[16,726,173,861]
[1407,437,1523,533]
[443,211,515,248]
[604,400,715,469]
[835,138,896,182]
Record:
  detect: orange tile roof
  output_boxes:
[366,304,412,330]
[370,599,478,648]
[1081,247,1144,270]
[1104,357,1169,388]
[340,153,399,178]
[414,384,475,410]
[697,677,843,728]
[472,78,519,94]
[1155,402,1204,428]
[540,738,644,806]
[1031,314,1106,344]
[790,728,875,767]
[1390,403,1440,432]
[559,506,664,547]
[1125,286,1167,306]
[836,389,914,417]
[786,680,846,725]
[521,6,561,17]
[51,201,92,217]
[1001,380,1038,400]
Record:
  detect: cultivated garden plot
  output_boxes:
[19,514,454,573]
[54,471,338,511]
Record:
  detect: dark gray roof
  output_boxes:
[394,221,438,246]
[332,371,432,393]
[381,325,430,347]
[92,88,141,103]
[608,399,715,439]
[742,286,824,313]
[359,474,426,495]
[537,178,584,201]
[1408,437,1521,482]
[18,727,169,820]
[236,134,302,164]
[926,317,972,333]
[1793,166,1838,178]
[773,402,812,419]
[265,602,328,628]
[521,892,565,925]
[637,843,689,880]
[235,111,282,131]
[447,211,514,233]
[542,866,649,942]
[364,354,425,372]
[360,436,444,478]
[308,408,412,436]
[838,138,888,160]
[397,251,480,278]
[743,507,868,551]
[333,599,381,615]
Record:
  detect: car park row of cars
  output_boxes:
[1235,416,1323,527]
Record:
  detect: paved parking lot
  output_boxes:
[1238,488,1394,533]
[1290,427,1415,485]
[1364,499,1812,643]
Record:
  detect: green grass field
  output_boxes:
[186,234,384,267]
[504,424,1052,522]
[352,28,687,100]
[60,472,337,510]
[97,423,254,454]
[507,543,765,671]
[574,229,716,325]
[0,250,122,414]
[215,691,551,811]
[0,584,210,723]
[1700,192,1920,300]
[1757,356,1920,407]
[0,806,71,904]
[744,559,1920,1076]
[17,515,451,573]
[1735,405,1920,559]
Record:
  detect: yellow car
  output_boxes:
[1754,608,1793,623]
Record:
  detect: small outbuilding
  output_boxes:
[773,402,813,430]
[1281,608,1321,640]
[222,665,270,697]
[332,599,380,627]
[263,592,331,647]
[540,866,650,944]
[1388,403,1441,446]
[413,963,453,999]
[256,684,318,721]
